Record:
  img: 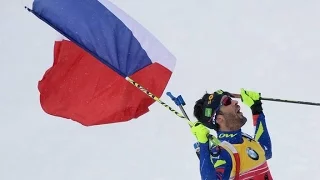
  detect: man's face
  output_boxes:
[218,95,247,131]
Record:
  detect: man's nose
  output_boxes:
[232,99,238,105]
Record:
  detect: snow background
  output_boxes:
[1,0,320,179]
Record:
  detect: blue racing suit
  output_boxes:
[194,112,273,180]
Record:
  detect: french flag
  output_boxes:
[27,0,176,126]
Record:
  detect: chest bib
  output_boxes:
[219,136,273,180]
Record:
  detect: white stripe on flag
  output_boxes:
[98,0,176,72]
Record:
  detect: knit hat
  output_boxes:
[193,90,233,130]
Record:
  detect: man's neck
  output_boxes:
[217,129,243,144]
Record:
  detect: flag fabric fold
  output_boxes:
[30,0,176,125]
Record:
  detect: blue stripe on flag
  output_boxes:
[31,0,152,77]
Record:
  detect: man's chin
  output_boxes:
[237,112,244,119]
[239,115,247,125]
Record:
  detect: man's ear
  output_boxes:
[215,114,224,125]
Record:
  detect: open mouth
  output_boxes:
[236,106,242,115]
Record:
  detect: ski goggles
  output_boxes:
[207,95,233,123]
[215,95,232,115]
[221,96,232,106]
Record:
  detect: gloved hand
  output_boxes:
[191,122,210,143]
[240,88,263,115]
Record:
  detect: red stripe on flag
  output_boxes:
[38,40,172,126]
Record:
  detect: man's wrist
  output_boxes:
[251,101,263,115]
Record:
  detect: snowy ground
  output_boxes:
[1,0,320,179]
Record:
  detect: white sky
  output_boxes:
[1,0,320,179]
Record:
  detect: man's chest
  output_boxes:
[233,137,266,171]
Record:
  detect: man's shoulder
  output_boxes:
[241,132,255,141]
[210,144,232,160]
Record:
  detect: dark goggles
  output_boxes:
[221,96,232,106]
[215,96,232,116]
[209,96,232,123]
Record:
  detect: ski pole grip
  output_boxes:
[167,92,181,106]
[166,92,176,100]
[176,95,186,106]
[167,92,186,106]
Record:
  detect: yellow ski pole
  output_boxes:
[125,77,193,127]
[126,77,221,146]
